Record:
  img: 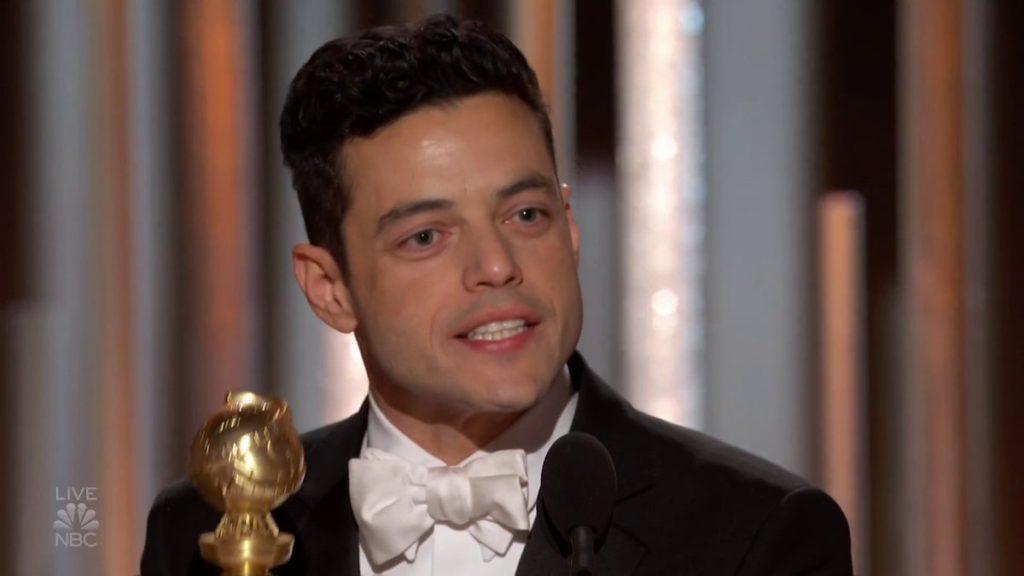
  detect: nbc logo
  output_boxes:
[54,488,100,548]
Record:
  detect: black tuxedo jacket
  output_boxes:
[142,353,852,575]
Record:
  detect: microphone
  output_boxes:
[540,432,617,576]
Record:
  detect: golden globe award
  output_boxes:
[188,391,306,576]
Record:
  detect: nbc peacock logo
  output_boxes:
[54,487,100,548]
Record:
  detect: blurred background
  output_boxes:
[1,1,1021,575]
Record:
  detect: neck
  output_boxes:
[368,370,570,465]
[369,394,521,464]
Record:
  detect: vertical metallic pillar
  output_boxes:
[509,0,575,180]
[817,192,867,572]
[93,1,137,573]
[617,0,704,426]
[900,0,967,574]
[22,1,150,572]
[23,1,100,573]
[179,0,257,425]
[704,0,814,476]
[962,1,994,575]
[130,0,173,544]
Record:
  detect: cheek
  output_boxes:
[539,245,583,313]
[364,271,451,335]
[525,235,578,277]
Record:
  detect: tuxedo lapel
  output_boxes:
[517,353,650,576]
[276,402,369,576]
[282,479,361,575]
[515,509,566,576]
[516,508,645,576]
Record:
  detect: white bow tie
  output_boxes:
[349,448,531,565]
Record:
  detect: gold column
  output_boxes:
[509,0,572,174]
[510,0,556,102]
[817,193,866,572]
[95,0,137,573]
[900,0,967,574]
[180,0,254,422]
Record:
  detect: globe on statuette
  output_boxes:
[188,391,305,576]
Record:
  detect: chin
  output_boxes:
[472,380,550,414]
[487,396,542,414]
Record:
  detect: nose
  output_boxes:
[462,224,523,291]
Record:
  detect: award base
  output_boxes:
[198,531,294,576]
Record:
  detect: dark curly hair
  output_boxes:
[280,14,555,275]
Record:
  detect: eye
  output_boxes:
[517,208,540,222]
[400,229,439,249]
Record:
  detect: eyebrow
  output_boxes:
[375,172,557,235]
[495,172,557,201]
[376,198,456,234]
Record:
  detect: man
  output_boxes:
[142,15,852,576]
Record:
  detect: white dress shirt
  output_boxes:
[356,370,578,576]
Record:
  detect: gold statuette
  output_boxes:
[188,391,306,576]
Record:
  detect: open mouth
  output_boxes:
[461,318,537,342]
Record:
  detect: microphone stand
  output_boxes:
[569,525,596,576]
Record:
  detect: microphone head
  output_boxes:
[540,432,618,541]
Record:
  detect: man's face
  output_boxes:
[338,93,582,419]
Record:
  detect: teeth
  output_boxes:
[466,319,527,341]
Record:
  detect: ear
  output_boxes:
[292,244,359,333]
[560,183,581,264]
